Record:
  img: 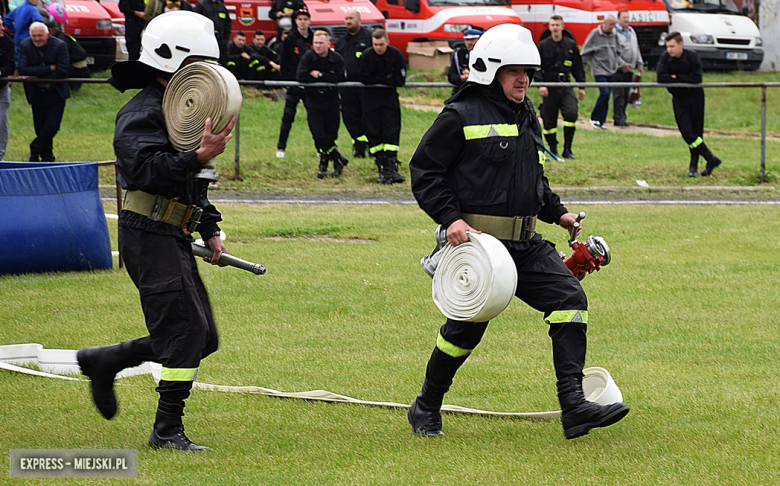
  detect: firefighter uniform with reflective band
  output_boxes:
[246,43,280,81]
[297,48,345,156]
[194,0,231,63]
[114,81,222,413]
[268,0,305,39]
[534,33,585,156]
[359,44,406,159]
[656,48,720,174]
[335,27,372,152]
[409,81,589,395]
[277,26,313,151]
[225,41,252,80]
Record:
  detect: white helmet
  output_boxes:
[139,11,220,73]
[467,24,541,85]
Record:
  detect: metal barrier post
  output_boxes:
[761,85,767,184]
[234,113,241,180]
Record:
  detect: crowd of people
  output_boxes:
[0,1,722,178]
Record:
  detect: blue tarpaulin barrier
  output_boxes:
[0,162,112,275]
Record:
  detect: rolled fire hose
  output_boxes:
[162,61,242,181]
[0,344,626,419]
[432,232,518,322]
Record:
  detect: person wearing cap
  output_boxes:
[535,15,586,159]
[194,0,231,64]
[408,24,629,440]
[17,21,70,162]
[275,6,312,158]
[447,28,482,94]
[297,30,347,179]
[335,9,372,158]
[359,28,406,184]
[75,11,235,452]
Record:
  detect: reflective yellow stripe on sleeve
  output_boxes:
[463,124,518,140]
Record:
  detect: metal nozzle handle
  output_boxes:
[191,243,266,275]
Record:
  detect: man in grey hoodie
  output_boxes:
[581,15,625,129]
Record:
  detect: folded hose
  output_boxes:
[432,232,518,322]
[162,62,242,165]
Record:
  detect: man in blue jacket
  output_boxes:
[18,22,70,162]
[5,0,44,55]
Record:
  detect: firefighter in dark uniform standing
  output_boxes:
[194,0,231,65]
[276,6,313,158]
[359,28,406,184]
[656,31,722,178]
[407,24,629,440]
[335,9,372,158]
[268,0,305,44]
[119,0,145,60]
[535,15,585,159]
[297,30,348,178]
[76,12,235,452]
[446,28,482,94]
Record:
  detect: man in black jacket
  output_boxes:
[657,32,721,177]
[359,28,406,184]
[224,31,252,79]
[334,9,371,158]
[534,15,586,159]
[0,17,15,161]
[247,30,281,81]
[18,22,70,162]
[275,6,312,158]
[268,0,305,41]
[446,28,481,94]
[119,0,145,60]
[297,30,348,178]
[194,0,231,64]
[76,11,235,452]
[407,24,629,440]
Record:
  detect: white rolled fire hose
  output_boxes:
[162,61,242,182]
[0,344,624,420]
[432,232,518,322]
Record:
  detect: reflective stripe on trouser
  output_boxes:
[436,332,472,358]
[363,88,400,159]
[689,136,703,149]
[305,100,340,155]
[118,227,219,404]
[542,127,557,135]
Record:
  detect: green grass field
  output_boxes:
[3,70,779,191]
[2,203,779,484]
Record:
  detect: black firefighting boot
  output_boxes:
[544,134,558,158]
[698,144,722,176]
[550,321,629,439]
[688,151,699,177]
[317,153,329,179]
[77,341,146,420]
[382,152,406,184]
[148,400,211,452]
[330,149,349,177]
[375,153,386,184]
[353,140,367,158]
[408,380,448,437]
[562,126,576,159]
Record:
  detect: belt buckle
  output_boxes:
[513,215,536,242]
[149,195,166,221]
[182,207,203,236]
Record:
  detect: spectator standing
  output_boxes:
[18,21,70,162]
[225,31,251,79]
[276,6,312,158]
[297,30,348,178]
[359,28,406,184]
[194,0,231,64]
[268,0,305,41]
[580,15,623,130]
[5,0,43,55]
[145,0,191,24]
[447,28,482,94]
[0,17,14,161]
[534,15,585,159]
[46,21,90,92]
[334,9,371,158]
[657,32,721,178]
[612,9,643,127]
[247,30,281,81]
[119,0,145,61]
